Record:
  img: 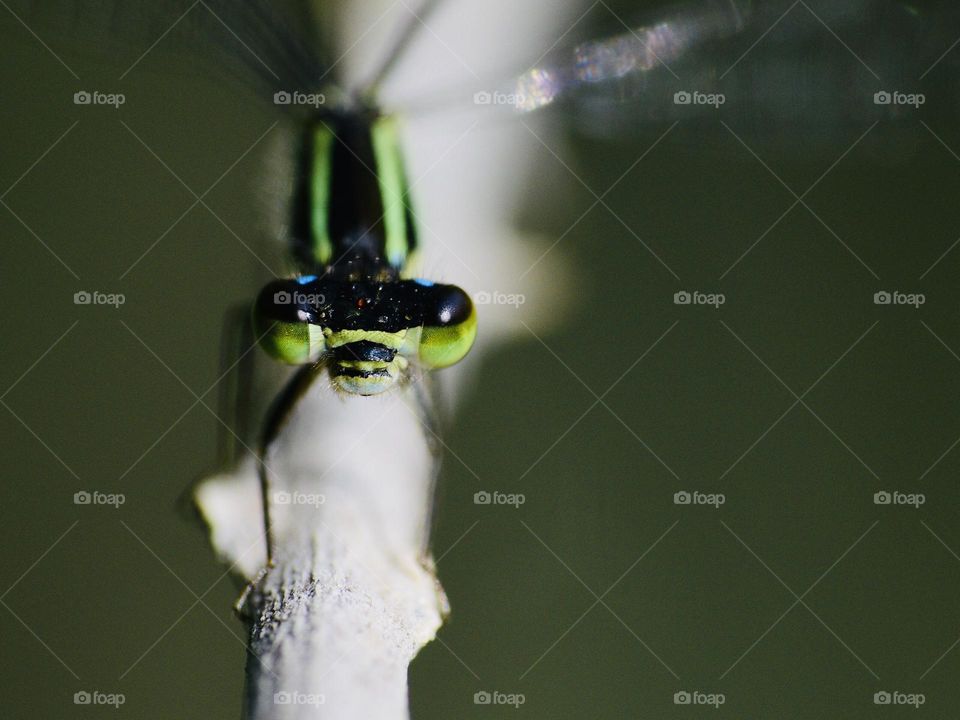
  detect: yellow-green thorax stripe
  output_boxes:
[304,114,416,273]
[370,117,411,268]
[309,125,336,265]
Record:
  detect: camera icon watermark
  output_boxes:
[274,691,325,707]
[674,290,725,309]
[873,290,924,308]
[74,290,126,308]
[473,690,525,707]
[74,490,126,509]
[74,690,125,707]
[873,90,925,108]
[273,90,326,108]
[674,90,725,108]
[873,690,925,707]
[273,491,325,508]
[873,490,925,509]
[673,690,725,708]
[474,490,525,508]
[473,90,527,108]
[273,290,325,306]
[474,290,525,308]
[73,90,126,108]
[673,490,725,509]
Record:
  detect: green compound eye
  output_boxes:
[418,286,477,369]
[257,320,326,364]
[252,282,326,365]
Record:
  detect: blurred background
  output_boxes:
[2,0,960,717]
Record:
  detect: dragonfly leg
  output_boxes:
[257,363,324,566]
[408,371,443,557]
[217,302,257,468]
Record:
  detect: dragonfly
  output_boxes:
[10,0,955,563]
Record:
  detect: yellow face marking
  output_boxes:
[331,355,409,396]
[336,360,390,373]
[323,328,407,350]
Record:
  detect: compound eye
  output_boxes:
[431,285,474,326]
[252,280,325,365]
[418,285,477,369]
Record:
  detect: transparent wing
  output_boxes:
[513,0,750,114]
[473,0,960,137]
[2,0,329,108]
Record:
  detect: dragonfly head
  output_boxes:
[253,276,477,395]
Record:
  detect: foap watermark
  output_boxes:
[874,690,925,708]
[674,690,725,708]
[473,90,526,108]
[474,690,525,708]
[74,90,125,108]
[474,490,525,508]
[74,490,125,509]
[674,490,725,509]
[273,290,325,305]
[873,490,925,509]
[873,290,924,308]
[474,290,525,308]
[74,690,125,708]
[74,290,125,308]
[874,91,925,109]
[674,90,725,108]
[274,691,325,707]
[274,90,326,108]
[274,491,325,508]
[674,290,725,309]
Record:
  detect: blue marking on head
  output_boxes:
[413,278,435,287]
[296,275,318,285]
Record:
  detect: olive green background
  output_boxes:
[2,2,960,718]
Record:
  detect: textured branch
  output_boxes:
[198,387,444,719]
